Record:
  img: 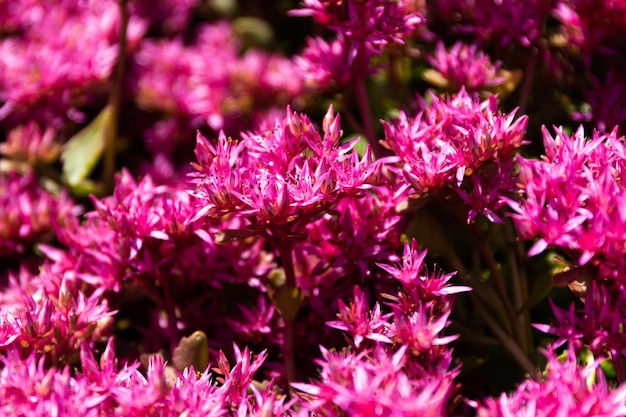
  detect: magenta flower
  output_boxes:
[227,295,278,344]
[535,281,626,362]
[473,0,551,47]
[0,0,146,124]
[506,125,626,282]
[293,345,455,417]
[0,122,61,165]
[0,331,286,416]
[477,345,626,417]
[133,22,237,130]
[383,89,527,223]
[0,171,79,257]
[0,269,114,365]
[190,105,383,238]
[424,41,506,91]
[56,170,230,290]
[212,344,268,408]
[292,0,423,54]
[553,0,626,54]
[389,305,458,358]
[295,35,357,90]
[292,0,424,88]
[326,286,392,348]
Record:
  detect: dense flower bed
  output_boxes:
[2,0,626,415]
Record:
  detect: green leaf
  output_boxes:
[67,179,104,198]
[600,358,617,379]
[351,135,370,158]
[272,286,302,323]
[233,17,274,48]
[61,105,112,187]
[518,276,553,314]
[172,331,209,372]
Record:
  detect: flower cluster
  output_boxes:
[0,0,146,125]
[0,339,282,416]
[0,266,113,366]
[383,89,528,223]
[424,41,506,92]
[132,20,303,160]
[508,126,626,281]
[190,105,381,236]
[294,239,468,416]
[0,171,78,259]
[477,346,626,416]
[293,0,424,86]
[3,0,626,415]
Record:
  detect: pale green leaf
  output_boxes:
[61,105,112,186]
[172,331,209,372]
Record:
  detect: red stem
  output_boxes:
[354,77,383,158]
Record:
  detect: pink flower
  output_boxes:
[292,0,424,87]
[0,269,114,366]
[227,295,278,344]
[292,0,423,54]
[378,239,471,298]
[212,344,268,408]
[293,345,455,417]
[507,125,626,283]
[477,345,626,417]
[553,0,626,54]
[383,90,527,223]
[425,41,506,91]
[0,121,61,165]
[190,105,382,238]
[535,281,626,361]
[132,22,237,129]
[0,171,79,257]
[326,286,392,348]
[0,0,146,124]
[474,0,551,47]
[294,35,356,90]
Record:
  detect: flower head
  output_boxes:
[424,41,506,91]
[477,345,626,417]
[507,125,626,283]
[383,90,527,223]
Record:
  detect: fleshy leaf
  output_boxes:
[272,286,302,323]
[61,105,112,186]
[172,330,210,372]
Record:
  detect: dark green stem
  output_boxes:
[354,77,383,158]
[160,271,180,353]
[505,220,532,353]
[479,240,523,346]
[103,0,129,192]
[277,242,298,387]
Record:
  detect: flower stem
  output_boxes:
[159,271,180,353]
[615,356,626,384]
[473,293,538,377]
[505,220,532,353]
[103,0,129,192]
[279,243,296,289]
[518,49,537,116]
[277,242,298,387]
[354,77,383,158]
[479,240,523,346]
